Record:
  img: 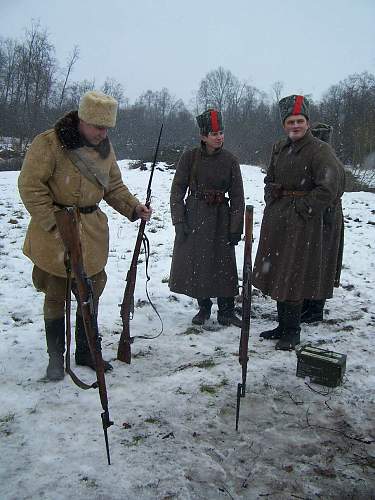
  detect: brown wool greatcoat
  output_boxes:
[169,145,244,298]
[253,130,345,302]
[18,112,140,278]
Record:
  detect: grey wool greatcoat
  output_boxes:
[253,129,345,302]
[169,145,244,298]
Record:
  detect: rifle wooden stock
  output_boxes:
[235,205,254,431]
[54,207,113,464]
[117,218,146,362]
[117,124,163,363]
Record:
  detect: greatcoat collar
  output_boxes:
[54,110,111,159]
[284,129,314,154]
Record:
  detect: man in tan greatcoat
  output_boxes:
[18,91,151,380]
[253,95,345,350]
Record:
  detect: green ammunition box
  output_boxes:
[295,344,346,387]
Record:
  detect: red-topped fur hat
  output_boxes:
[279,95,310,123]
[196,109,224,135]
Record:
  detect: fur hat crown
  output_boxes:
[196,109,224,135]
[78,91,118,128]
[279,94,310,123]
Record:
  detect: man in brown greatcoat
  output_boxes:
[253,95,345,350]
[169,109,244,327]
[18,91,151,380]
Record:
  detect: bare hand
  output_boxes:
[135,203,152,221]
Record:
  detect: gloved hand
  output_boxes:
[265,183,283,205]
[294,197,313,221]
[175,222,190,242]
[270,183,283,199]
[228,233,241,246]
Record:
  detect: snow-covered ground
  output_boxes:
[0,162,374,500]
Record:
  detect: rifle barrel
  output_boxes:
[101,410,114,465]
[235,383,242,431]
[146,123,164,203]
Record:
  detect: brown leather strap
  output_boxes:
[64,254,97,390]
[190,190,228,204]
[54,202,98,214]
[281,190,308,197]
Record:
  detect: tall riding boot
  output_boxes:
[260,301,284,339]
[192,298,212,325]
[45,318,65,381]
[75,314,113,372]
[301,299,325,323]
[275,302,302,351]
[217,297,242,328]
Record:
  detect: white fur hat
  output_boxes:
[78,91,118,128]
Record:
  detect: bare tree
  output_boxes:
[63,79,95,110]
[196,67,244,114]
[101,77,125,106]
[59,45,79,108]
[271,80,284,103]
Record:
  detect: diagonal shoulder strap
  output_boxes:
[66,149,109,189]
[188,148,200,194]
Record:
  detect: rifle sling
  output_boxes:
[130,234,164,341]
[64,253,98,391]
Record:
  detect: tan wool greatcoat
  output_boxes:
[18,111,140,278]
[253,130,345,302]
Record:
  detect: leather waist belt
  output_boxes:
[281,190,308,197]
[53,202,98,214]
[190,190,229,205]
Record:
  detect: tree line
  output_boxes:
[1,22,374,180]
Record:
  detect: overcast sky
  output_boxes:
[2,0,374,106]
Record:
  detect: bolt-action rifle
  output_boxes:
[55,207,113,465]
[117,123,164,364]
[235,205,254,431]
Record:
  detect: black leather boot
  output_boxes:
[301,299,325,323]
[192,298,212,325]
[275,303,302,351]
[45,318,65,381]
[217,297,242,328]
[260,302,284,339]
[75,314,113,372]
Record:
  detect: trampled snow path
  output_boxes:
[0,162,374,499]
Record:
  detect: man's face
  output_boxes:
[79,120,108,146]
[283,115,309,142]
[201,130,224,151]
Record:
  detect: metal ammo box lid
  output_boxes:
[295,344,347,387]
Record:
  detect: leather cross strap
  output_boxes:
[66,148,109,189]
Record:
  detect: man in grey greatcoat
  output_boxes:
[253,95,345,350]
[169,109,244,327]
[301,122,345,324]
